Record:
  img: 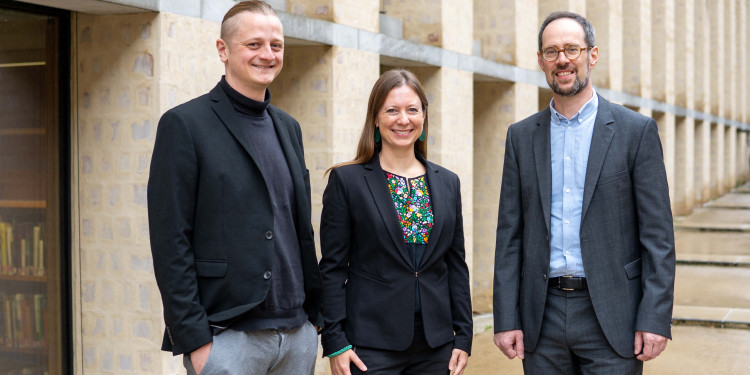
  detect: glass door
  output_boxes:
[0,5,66,375]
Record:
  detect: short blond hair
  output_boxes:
[221,1,279,40]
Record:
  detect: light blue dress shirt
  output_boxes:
[549,92,598,277]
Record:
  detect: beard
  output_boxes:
[550,66,590,97]
[549,54,591,97]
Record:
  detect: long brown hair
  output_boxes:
[326,69,429,175]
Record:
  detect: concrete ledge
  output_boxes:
[676,253,750,267]
[672,305,750,330]
[674,223,750,232]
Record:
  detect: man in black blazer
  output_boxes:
[493,11,675,374]
[147,2,321,374]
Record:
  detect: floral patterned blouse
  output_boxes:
[384,171,434,244]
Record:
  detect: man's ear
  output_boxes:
[588,46,599,69]
[217,38,229,63]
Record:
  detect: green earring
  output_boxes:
[374,128,381,142]
[418,130,426,142]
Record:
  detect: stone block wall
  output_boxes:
[61,1,750,374]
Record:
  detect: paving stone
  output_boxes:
[674,208,750,231]
[675,265,750,309]
[675,231,750,256]
[704,193,750,209]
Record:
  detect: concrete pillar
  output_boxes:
[286,0,379,32]
[651,0,674,104]
[674,117,695,215]
[622,0,651,99]
[708,0,724,117]
[725,0,737,123]
[674,0,694,110]
[383,0,472,54]
[471,0,537,312]
[742,0,749,126]
[586,0,622,91]
[73,11,227,375]
[725,126,736,189]
[539,0,587,18]
[655,112,675,205]
[474,0,538,67]
[711,123,724,197]
[694,120,711,204]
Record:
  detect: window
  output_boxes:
[0,4,69,374]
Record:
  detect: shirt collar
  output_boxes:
[549,90,598,126]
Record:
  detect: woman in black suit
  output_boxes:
[319,69,472,375]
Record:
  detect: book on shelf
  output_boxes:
[0,292,46,350]
[0,220,45,277]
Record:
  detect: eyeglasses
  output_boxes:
[541,44,593,62]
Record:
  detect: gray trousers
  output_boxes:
[522,288,643,375]
[184,321,318,375]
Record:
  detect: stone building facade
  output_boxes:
[1,0,748,373]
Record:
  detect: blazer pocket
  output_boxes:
[597,170,629,186]
[350,268,389,285]
[195,260,228,278]
[624,258,642,279]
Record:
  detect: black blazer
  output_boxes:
[493,95,675,357]
[147,83,322,356]
[319,153,473,356]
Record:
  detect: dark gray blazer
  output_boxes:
[493,95,676,357]
[148,83,322,356]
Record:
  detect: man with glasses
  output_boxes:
[493,11,675,374]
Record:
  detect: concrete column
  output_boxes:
[270,45,380,243]
[674,0,694,109]
[539,0,587,18]
[651,0,674,104]
[711,123,725,197]
[622,0,651,99]
[740,131,749,182]
[474,0,538,68]
[655,112,676,205]
[725,126,737,189]
[586,0,622,91]
[742,0,749,126]
[74,11,227,375]
[708,0,724,117]
[383,0,472,54]
[471,0,538,312]
[286,0,379,32]
[725,0,737,122]
[674,117,695,215]
[694,120,711,204]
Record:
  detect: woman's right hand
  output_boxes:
[329,349,367,375]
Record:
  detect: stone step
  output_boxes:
[674,265,750,310]
[674,208,750,232]
[672,305,750,329]
[675,231,750,257]
[703,193,750,209]
[732,183,750,194]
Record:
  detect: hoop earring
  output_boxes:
[374,128,381,142]
[418,130,426,142]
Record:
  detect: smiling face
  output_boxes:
[217,11,284,101]
[538,17,598,98]
[376,85,425,155]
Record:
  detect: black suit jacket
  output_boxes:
[493,95,676,357]
[319,153,473,356]
[147,83,321,355]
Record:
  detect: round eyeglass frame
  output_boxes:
[540,44,593,62]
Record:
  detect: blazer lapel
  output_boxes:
[209,85,264,168]
[421,160,444,266]
[581,95,615,221]
[533,108,553,235]
[363,155,412,266]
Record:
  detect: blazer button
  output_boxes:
[543,274,548,281]
[265,231,273,240]
[263,271,272,280]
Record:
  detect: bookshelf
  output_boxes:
[0,7,63,375]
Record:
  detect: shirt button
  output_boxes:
[565,156,571,162]
[265,231,273,240]
[564,219,570,224]
[263,271,272,280]
[565,188,570,193]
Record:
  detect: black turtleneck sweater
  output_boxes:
[217,77,307,332]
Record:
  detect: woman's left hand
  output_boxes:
[448,348,469,374]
